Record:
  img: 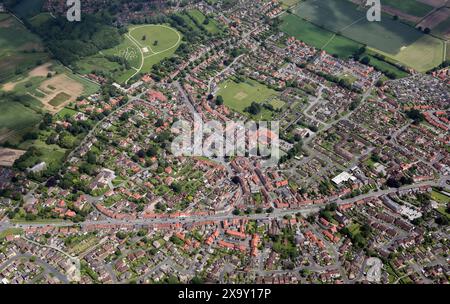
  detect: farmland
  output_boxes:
[286,0,445,71]
[0,62,99,143]
[0,13,49,83]
[382,0,434,17]
[280,14,362,58]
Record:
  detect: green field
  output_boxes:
[79,24,181,83]
[0,13,49,83]
[280,14,362,58]
[187,9,221,34]
[382,0,434,18]
[281,0,302,8]
[431,190,450,204]
[49,92,71,107]
[0,94,43,140]
[365,54,410,79]
[0,62,98,143]
[217,78,281,120]
[287,0,445,71]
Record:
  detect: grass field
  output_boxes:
[0,95,43,141]
[382,0,434,17]
[0,13,49,83]
[281,0,302,8]
[79,24,181,83]
[187,9,221,34]
[288,0,445,71]
[217,78,281,120]
[431,190,450,204]
[280,14,362,58]
[365,54,410,79]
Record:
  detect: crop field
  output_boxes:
[288,0,445,71]
[0,94,43,143]
[0,62,98,143]
[382,0,434,17]
[0,148,26,167]
[280,14,362,58]
[217,78,281,120]
[0,13,49,83]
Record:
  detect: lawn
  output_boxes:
[217,78,279,120]
[0,228,23,240]
[129,25,181,54]
[431,190,450,204]
[382,0,434,18]
[289,0,445,71]
[55,108,78,120]
[80,24,181,84]
[128,24,182,74]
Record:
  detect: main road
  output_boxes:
[1,178,446,232]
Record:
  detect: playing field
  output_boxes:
[217,78,281,120]
[289,0,445,71]
[82,24,181,83]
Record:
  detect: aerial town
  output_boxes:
[0,0,448,285]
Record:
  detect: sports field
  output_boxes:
[82,24,181,83]
[217,78,282,120]
[288,0,445,71]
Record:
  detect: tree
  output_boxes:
[406,109,424,123]
[216,95,224,106]
[171,183,182,193]
[153,40,158,46]
[360,56,370,65]
[146,145,158,157]
[87,152,97,164]
[142,35,146,41]
[245,102,261,115]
